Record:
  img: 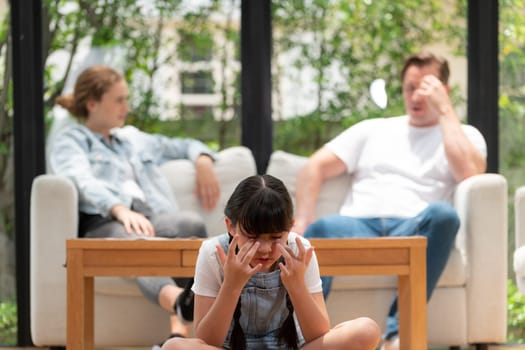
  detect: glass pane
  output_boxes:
[271,0,466,156]
[0,0,16,344]
[499,0,525,343]
[45,0,240,150]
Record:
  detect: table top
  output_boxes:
[66,235,427,249]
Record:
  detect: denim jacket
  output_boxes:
[49,124,215,217]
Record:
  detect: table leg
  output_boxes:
[67,248,85,350]
[398,274,410,350]
[411,245,427,349]
[85,276,94,350]
[397,245,427,350]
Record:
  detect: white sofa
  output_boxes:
[266,150,508,350]
[30,146,258,347]
[30,147,508,349]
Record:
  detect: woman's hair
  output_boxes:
[224,174,298,350]
[401,51,450,85]
[55,65,124,121]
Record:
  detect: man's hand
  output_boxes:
[110,204,155,236]
[194,154,220,211]
[416,74,453,120]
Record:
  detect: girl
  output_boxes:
[163,174,380,350]
[50,65,220,341]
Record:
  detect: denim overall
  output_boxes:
[219,234,306,349]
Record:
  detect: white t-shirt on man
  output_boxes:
[326,115,487,218]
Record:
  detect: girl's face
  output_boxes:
[225,218,290,272]
[85,79,129,137]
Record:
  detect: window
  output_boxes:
[181,71,214,94]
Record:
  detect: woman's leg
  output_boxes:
[153,210,208,239]
[153,210,207,288]
[302,317,381,350]
[84,218,191,336]
[84,219,181,309]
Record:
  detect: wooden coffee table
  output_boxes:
[66,236,426,350]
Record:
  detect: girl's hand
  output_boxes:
[216,235,262,290]
[278,236,313,290]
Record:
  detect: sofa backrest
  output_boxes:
[266,150,352,219]
[160,146,257,236]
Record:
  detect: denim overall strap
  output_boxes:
[219,234,305,349]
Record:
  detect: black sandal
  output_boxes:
[174,278,195,323]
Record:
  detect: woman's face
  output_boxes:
[85,79,129,136]
[226,218,290,272]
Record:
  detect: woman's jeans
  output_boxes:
[304,201,460,340]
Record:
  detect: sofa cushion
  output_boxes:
[266,150,352,218]
[160,146,257,236]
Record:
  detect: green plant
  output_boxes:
[0,299,17,345]
[508,279,525,342]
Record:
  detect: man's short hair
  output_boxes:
[401,52,450,84]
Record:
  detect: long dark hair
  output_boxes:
[224,174,298,350]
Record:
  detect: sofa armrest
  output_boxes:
[453,173,507,342]
[30,174,78,345]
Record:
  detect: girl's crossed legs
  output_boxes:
[161,316,380,350]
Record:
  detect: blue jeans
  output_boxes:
[304,201,459,340]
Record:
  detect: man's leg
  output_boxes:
[383,201,460,340]
[304,215,380,298]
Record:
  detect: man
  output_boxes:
[292,52,487,350]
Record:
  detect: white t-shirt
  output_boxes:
[192,232,323,297]
[326,115,487,218]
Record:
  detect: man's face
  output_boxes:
[402,64,443,127]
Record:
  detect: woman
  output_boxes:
[50,65,220,344]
